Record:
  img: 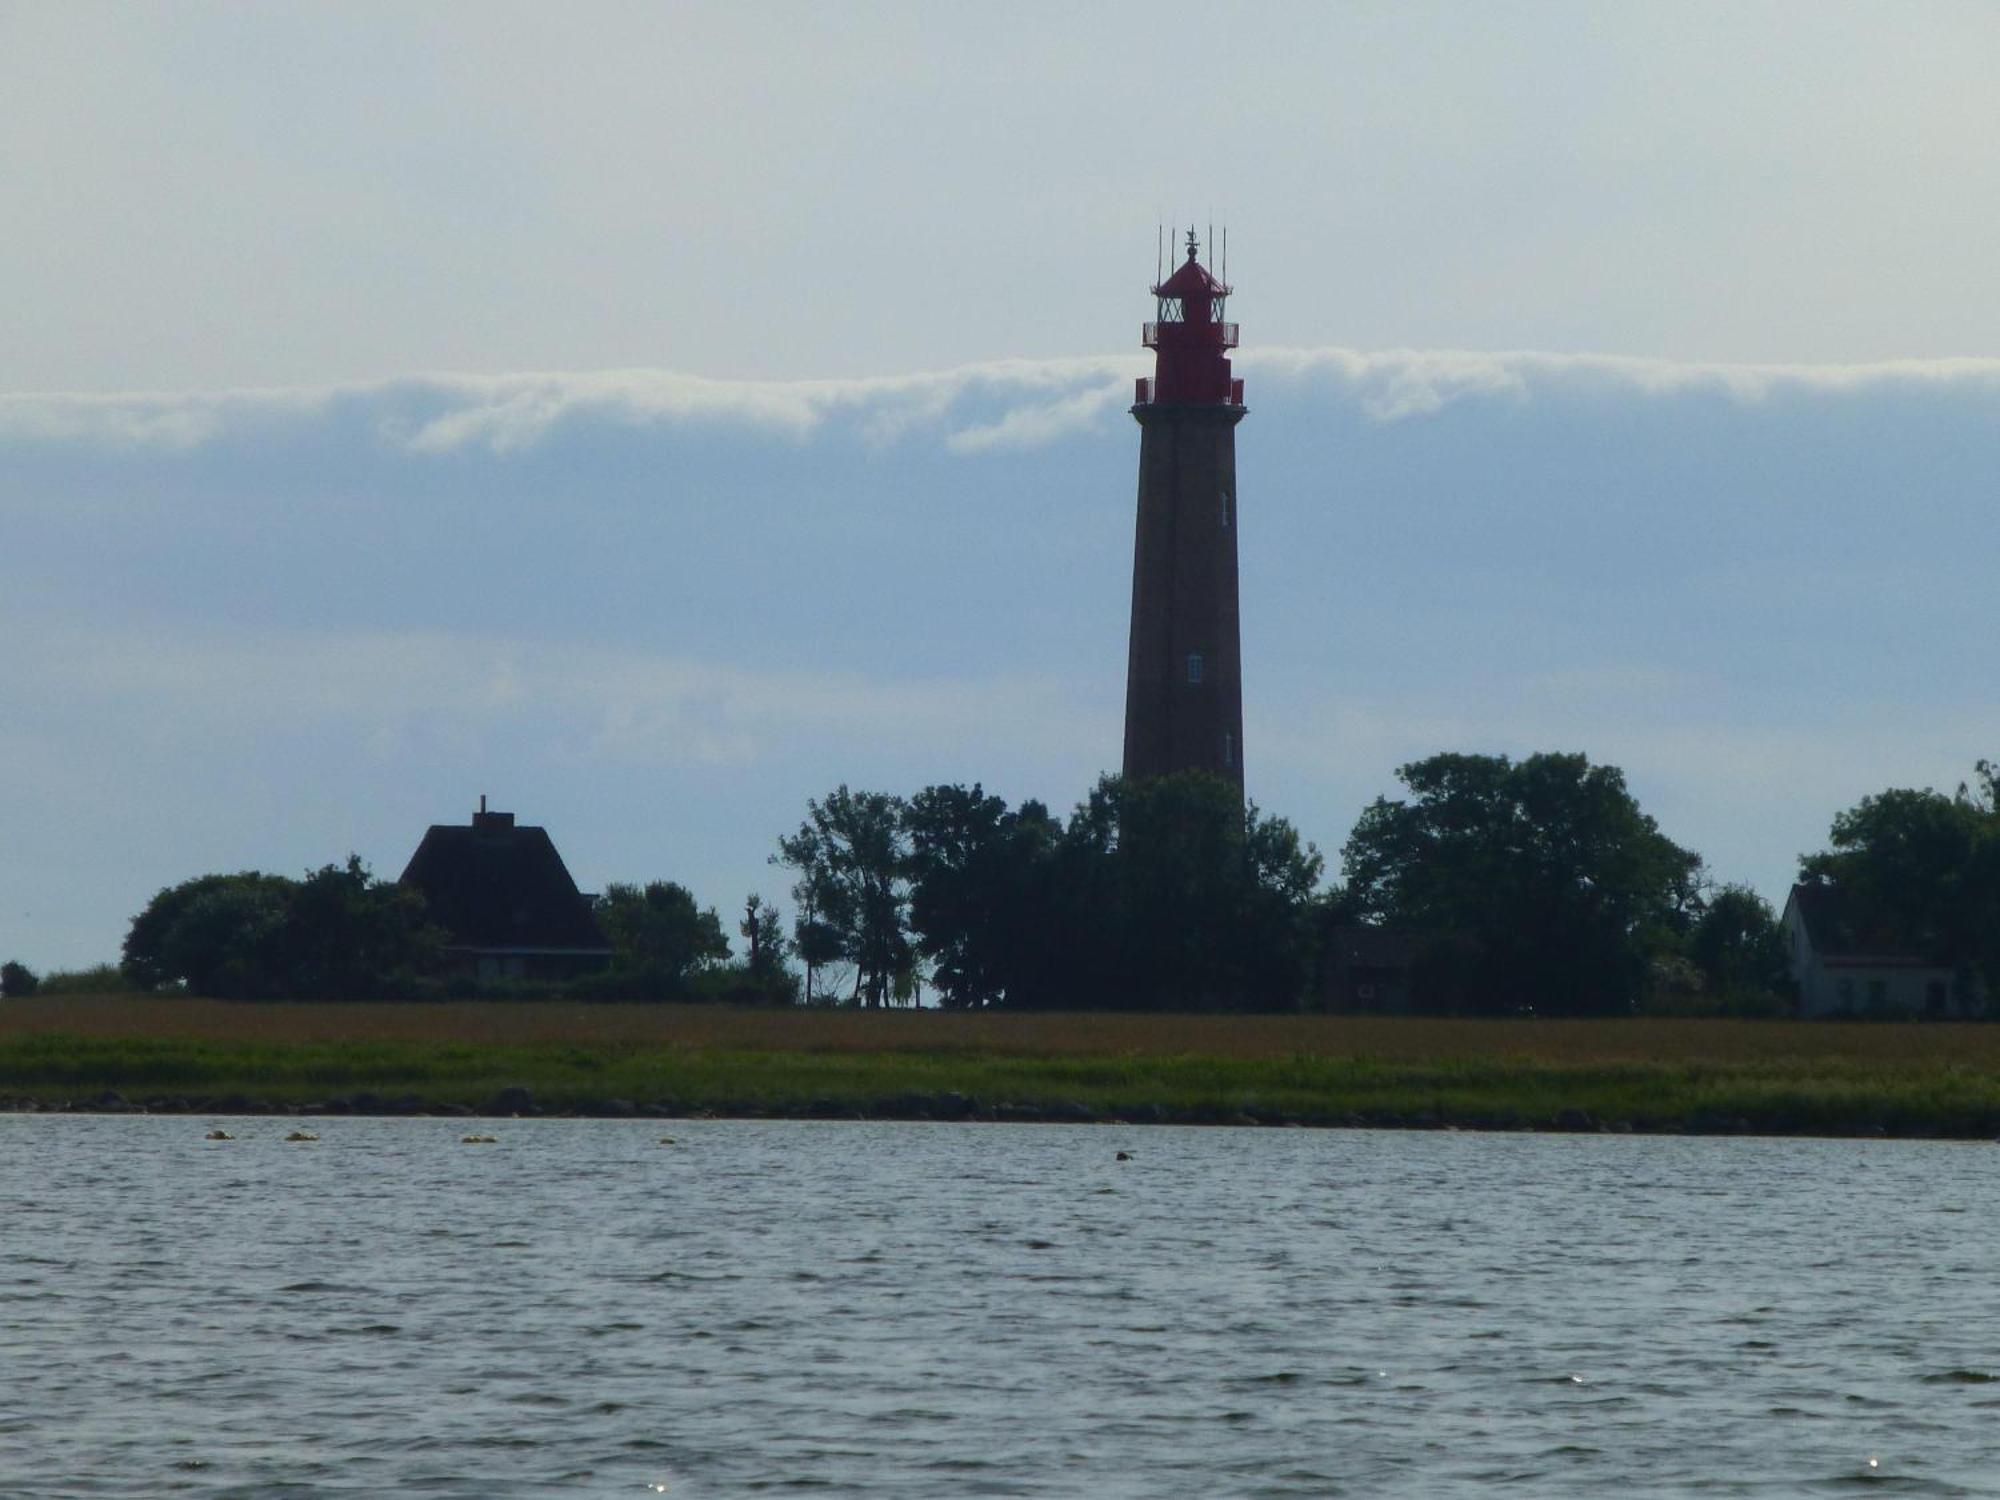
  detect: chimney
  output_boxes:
[473,795,515,832]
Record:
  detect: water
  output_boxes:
[6,1118,2000,1498]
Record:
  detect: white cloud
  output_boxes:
[1244,346,2000,423]
[11,348,2000,463]
[391,369,831,453]
[0,356,1145,459]
[943,376,1135,453]
[1243,348,1531,421]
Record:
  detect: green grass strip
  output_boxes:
[8,1033,2000,1134]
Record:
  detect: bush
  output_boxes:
[690,963,801,1007]
[0,961,38,998]
[564,966,697,1003]
[1638,981,1796,1020]
[35,963,135,996]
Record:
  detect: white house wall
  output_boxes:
[1780,891,1959,1017]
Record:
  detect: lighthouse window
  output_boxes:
[1187,653,1204,684]
[1220,489,1232,528]
[1223,731,1234,767]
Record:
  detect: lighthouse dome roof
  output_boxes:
[1152,255,1229,301]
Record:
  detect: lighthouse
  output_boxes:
[1121,228,1247,799]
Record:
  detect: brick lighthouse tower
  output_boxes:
[1121,228,1246,799]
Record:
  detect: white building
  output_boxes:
[1780,884,1970,1018]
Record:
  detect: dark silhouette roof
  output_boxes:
[1787,883,1929,964]
[399,804,609,953]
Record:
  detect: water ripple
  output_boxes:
[6,1119,2000,1497]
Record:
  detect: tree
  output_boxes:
[1798,766,2000,994]
[1078,773,1323,1010]
[785,871,846,1007]
[903,783,1062,1009]
[0,961,38,998]
[739,893,788,980]
[1238,796,1329,1003]
[273,857,439,998]
[1685,883,1790,1010]
[969,773,1323,1011]
[122,871,294,997]
[1342,751,1702,1014]
[775,786,911,1007]
[596,881,730,997]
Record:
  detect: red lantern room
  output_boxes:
[1136,228,1244,408]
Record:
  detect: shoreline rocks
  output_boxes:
[0,1090,1990,1141]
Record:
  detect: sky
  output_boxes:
[4,2,1999,971]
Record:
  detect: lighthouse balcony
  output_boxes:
[1142,321,1239,350]
[1133,375,1245,407]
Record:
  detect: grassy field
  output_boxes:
[6,994,2000,1134]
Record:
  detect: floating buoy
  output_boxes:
[206,1129,233,1141]
[284,1130,318,1142]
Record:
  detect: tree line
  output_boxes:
[775,774,1321,1010]
[772,758,1775,1015]
[6,751,1995,1014]
[771,753,2000,1016]
[39,863,793,1004]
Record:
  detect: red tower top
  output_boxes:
[1136,228,1243,408]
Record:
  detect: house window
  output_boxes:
[1187,653,1204,684]
[1836,977,1855,1008]
[1867,978,1888,1008]
[1927,979,1948,1014]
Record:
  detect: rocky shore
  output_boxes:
[0,1086,1962,1138]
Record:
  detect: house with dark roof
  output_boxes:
[399,799,612,983]
[1780,883,1973,1017]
